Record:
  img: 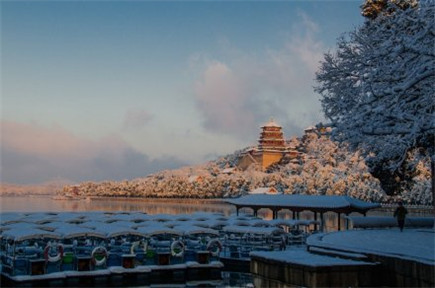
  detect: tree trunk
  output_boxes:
[431,156,435,213]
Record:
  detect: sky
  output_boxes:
[1,1,365,185]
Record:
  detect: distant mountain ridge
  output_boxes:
[0,179,75,196]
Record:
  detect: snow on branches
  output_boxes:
[315,2,434,176]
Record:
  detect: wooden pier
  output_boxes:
[250,229,435,287]
[250,249,378,287]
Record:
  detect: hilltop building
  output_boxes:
[238,119,293,170]
[237,119,331,171]
[248,187,280,195]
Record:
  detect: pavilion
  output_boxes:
[225,194,381,231]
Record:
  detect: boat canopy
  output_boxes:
[172,224,219,237]
[2,228,61,242]
[269,219,320,228]
[136,224,183,237]
[222,225,285,235]
[55,226,107,239]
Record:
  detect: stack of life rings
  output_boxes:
[44,242,64,263]
[206,239,222,257]
[171,240,185,257]
[91,246,108,267]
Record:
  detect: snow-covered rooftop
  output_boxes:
[226,194,380,213]
[0,211,286,241]
[261,118,281,128]
[2,228,61,241]
[248,187,279,195]
[223,225,285,235]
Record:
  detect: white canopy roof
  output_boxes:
[223,225,285,235]
[55,226,107,239]
[3,228,61,241]
[172,224,219,236]
[226,194,380,213]
[136,224,183,237]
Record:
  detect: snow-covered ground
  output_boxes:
[251,248,375,267]
[307,228,435,265]
[252,228,434,266]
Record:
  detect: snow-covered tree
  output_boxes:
[315,1,434,201]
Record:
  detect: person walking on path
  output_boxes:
[393,201,408,232]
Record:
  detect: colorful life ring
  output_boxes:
[44,243,64,263]
[170,240,185,257]
[206,239,222,257]
[91,246,107,267]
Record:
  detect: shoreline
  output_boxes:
[89,196,228,205]
[1,195,433,213]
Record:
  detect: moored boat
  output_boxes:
[0,210,317,286]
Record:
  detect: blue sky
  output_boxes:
[1,1,364,184]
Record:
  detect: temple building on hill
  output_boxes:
[238,119,292,170]
[237,119,331,171]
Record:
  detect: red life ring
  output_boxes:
[44,243,64,263]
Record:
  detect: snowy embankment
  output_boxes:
[251,228,434,266]
[251,248,375,267]
[346,216,434,229]
[306,228,435,265]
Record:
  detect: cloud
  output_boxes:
[192,12,326,139]
[123,109,153,129]
[1,121,186,184]
[194,62,256,135]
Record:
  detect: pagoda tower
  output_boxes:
[258,119,286,152]
[237,118,288,170]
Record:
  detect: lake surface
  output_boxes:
[0,196,235,215]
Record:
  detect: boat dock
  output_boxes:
[0,210,313,286]
[251,228,435,287]
[2,207,433,287]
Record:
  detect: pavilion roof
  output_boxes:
[261,118,281,128]
[225,194,380,214]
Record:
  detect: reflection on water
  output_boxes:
[0,196,236,215]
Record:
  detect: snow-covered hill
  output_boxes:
[59,131,432,205]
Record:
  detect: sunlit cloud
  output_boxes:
[194,62,256,136]
[1,121,186,184]
[192,12,326,140]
